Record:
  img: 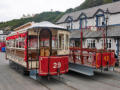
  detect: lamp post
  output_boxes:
[102,21,106,50]
[105,8,109,50]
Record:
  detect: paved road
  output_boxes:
[0,52,120,90]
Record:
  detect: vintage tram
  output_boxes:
[6,21,70,77]
[69,27,116,76]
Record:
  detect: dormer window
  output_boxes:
[65,16,73,30]
[94,9,105,27]
[66,22,73,30]
[80,19,86,28]
[98,16,103,26]
[96,15,105,27]
[79,13,87,29]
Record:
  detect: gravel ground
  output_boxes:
[0,52,120,90]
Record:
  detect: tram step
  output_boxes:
[29,70,38,80]
[109,67,114,71]
[69,63,95,76]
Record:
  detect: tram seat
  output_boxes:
[45,47,50,56]
[40,47,50,56]
[40,48,44,56]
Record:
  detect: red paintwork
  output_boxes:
[6,33,26,40]
[0,42,6,47]
[96,52,116,68]
[39,56,69,76]
[0,42,6,51]
[24,32,28,62]
[70,47,116,69]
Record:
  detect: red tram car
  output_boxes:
[69,27,116,76]
[69,48,116,75]
[6,21,70,77]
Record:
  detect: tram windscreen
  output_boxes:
[29,36,38,49]
[59,34,64,50]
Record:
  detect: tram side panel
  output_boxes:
[39,56,69,76]
[96,52,116,69]
[69,48,116,72]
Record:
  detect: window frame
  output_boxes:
[96,14,105,27]
[80,18,87,29]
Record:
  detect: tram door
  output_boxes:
[40,29,52,56]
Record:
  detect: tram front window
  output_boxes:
[40,30,51,56]
[29,36,38,49]
[65,35,69,50]
[59,34,64,50]
[19,37,25,48]
[58,34,69,50]
[40,40,49,47]
[52,36,57,49]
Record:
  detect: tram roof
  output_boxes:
[28,21,67,30]
[8,21,68,36]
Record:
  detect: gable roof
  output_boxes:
[64,16,73,22]
[57,1,120,24]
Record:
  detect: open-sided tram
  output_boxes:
[69,27,116,76]
[6,21,70,77]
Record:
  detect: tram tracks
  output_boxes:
[36,79,51,90]
[9,61,77,90]
[53,75,120,89]
[90,73,120,89]
[91,77,120,88]
[51,76,78,90]
[35,76,78,90]
[62,71,120,89]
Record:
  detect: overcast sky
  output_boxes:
[0,0,85,22]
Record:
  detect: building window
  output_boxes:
[87,40,96,48]
[67,22,73,30]
[101,40,104,49]
[93,40,96,48]
[96,15,105,27]
[67,25,70,30]
[66,17,73,30]
[87,40,90,48]
[80,19,87,29]
[107,40,112,49]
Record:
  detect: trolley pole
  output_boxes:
[102,22,106,50]
[80,25,83,64]
[106,17,108,50]
[105,8,109,50]
[103,30,106,50]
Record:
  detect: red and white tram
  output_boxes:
[6,21,70,77]
[69,27,116,76]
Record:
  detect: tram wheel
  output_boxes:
[23,69,30,76]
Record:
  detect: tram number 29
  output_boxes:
[53,62,61,69]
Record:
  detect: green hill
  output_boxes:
[66,0,113,12]
[0,11,64,30]
[0,0,114,30]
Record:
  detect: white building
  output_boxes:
[0,30,8,42]
[57,1,120,57]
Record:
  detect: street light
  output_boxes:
[105,8,109,50]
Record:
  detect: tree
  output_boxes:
[66,8,74,13]
[103,0,113,4]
